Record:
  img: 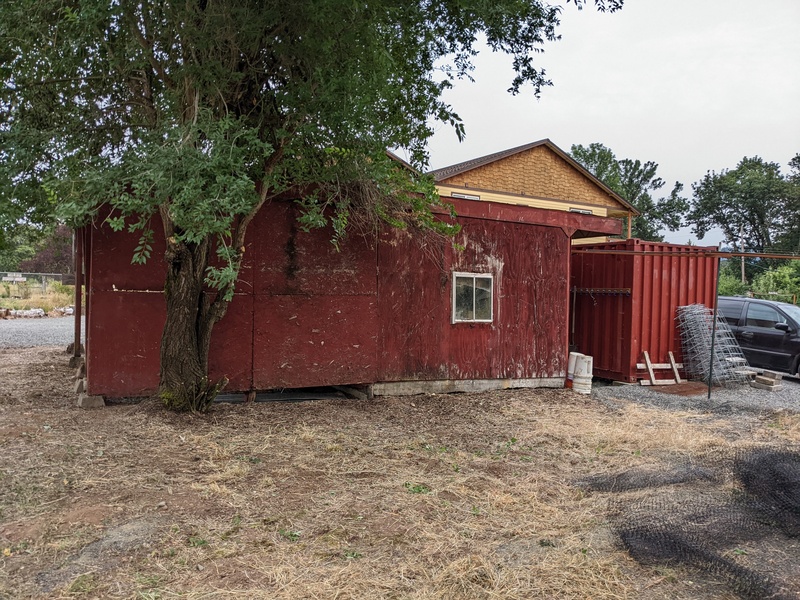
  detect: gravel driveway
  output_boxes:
[0,316,84,349]
[593,377,800,414]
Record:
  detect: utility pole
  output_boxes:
[740,224,746,284]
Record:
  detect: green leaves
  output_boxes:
[689,156,791,253]
[205,243,241,301]
[751,264,800,301]
[106,217,125,232]
[132,231,154,266]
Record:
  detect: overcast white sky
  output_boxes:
[425,0,800,246]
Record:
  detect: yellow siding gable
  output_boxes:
[438,145,624,213]
[571,236,615,245]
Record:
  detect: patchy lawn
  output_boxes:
[1,347,798,599]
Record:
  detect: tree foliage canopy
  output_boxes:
[716,264,750,297]
[3,0,622,284]
[751,263,800,303]
[688,156,795,254]
[570,142,687,241]
[18,224,74,274]
[0,226,39,272]
[776,153,800,254]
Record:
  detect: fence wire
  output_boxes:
[578,445,800,599]
[677,304,750,386]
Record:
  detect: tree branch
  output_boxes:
[127,11,175,90]
[15,75,106,89]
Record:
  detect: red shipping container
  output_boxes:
[570,239,719,383]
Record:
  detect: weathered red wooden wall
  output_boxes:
[85,213,166,397]
[378,219,570,382]
[85,201,380,397]
[570,239,719,382]
[85,199,616,397]
[249,202,380,389]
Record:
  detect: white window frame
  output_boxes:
[452,272,494,324]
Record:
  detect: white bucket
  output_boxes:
[565,351,580,388]
[572,354,593,395]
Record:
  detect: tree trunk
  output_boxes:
[158,236,228,412]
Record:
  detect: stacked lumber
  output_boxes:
[750,370,783,391]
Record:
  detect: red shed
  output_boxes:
[570,239,720,383]
[78,139,637,399]
[79,198,623,398]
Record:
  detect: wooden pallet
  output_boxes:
[637,351,683,386]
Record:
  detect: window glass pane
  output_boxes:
[454,276,474,320]
[474,277,492,320]
[783,303,800,324]
[745,304,782,328]
[718,300,743,325]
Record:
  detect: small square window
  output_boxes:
[452,273,493,323]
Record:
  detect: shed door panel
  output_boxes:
[253,294,378,388]
[377,230,450,381]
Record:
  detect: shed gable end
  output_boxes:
[438,145,623,210]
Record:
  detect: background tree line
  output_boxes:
[0,224,72,273]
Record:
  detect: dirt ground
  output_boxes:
[1,347,799,599]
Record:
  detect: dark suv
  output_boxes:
[717,296,800,376]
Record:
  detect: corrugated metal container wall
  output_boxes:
[570,239,719,382]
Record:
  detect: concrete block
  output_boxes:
[77,393,105,408]
[761,370,783,381]
[75,363,86,378]
[73,378,85,394]
[66,342,85,355]
[68,355,85,369]
[750,381,783,392]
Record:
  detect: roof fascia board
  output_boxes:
[435,197,623,237]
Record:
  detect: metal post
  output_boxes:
[707,256,722,400]
[73,228,83,359]
[740,225,746,284]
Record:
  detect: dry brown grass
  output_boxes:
[1,347,798,599]
[0,286,73,312]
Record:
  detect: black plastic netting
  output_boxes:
[578,447,800,599]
